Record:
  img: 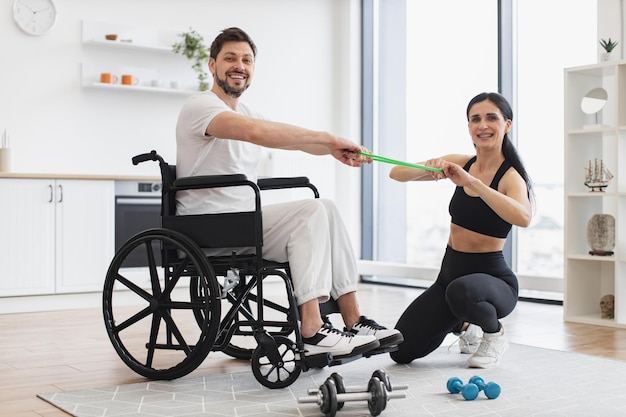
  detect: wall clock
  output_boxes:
[12,0,57,36]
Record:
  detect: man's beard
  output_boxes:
[215,75,249,98]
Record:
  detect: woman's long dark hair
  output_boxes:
[466,92,535,204]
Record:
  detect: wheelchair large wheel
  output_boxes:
[103,228,221,380]
[251,335,302,389]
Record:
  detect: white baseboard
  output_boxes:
[0,292,104,315]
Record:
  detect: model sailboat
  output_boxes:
[584,159,614,192]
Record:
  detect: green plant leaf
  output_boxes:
[599,38,619,53]
[172,27,210,91]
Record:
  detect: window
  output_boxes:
[404,0,499,266]
[362,0,597,295]
[362,0,498,274]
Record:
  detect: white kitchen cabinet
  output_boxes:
[55,180,115,293]
[0,179,55,296]
[563,60,626,328]
[0,179,114,296]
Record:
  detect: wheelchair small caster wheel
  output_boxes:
[251,335,302,388]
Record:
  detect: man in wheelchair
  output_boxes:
[175,27,403,360]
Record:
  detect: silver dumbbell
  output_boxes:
[299,376,406,417]
[308,371,408,396]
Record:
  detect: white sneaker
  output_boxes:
[348,316,404,348]
[459,324,483,354]
[303,322,380,358]
[467,326,509,369]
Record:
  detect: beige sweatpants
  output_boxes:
[260,198,359,305]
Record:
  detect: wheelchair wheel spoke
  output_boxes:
[165,300,211,311]
[114,273,153,302]
[145,312,162,367]
[161,257,189,299]
[112,307,152,333]
[145,240,162,297]
[161,310,192,355]
[262,363,279,379]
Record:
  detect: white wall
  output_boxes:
[598,0,624,60]
[0,0,364,247]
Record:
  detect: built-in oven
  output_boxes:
[115,180,162,267]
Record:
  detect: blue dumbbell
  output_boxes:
[446,377,480,400]
[468,375,501,399]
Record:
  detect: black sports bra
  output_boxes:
[448,156,513,238]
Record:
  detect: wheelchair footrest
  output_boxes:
[300,351,365,371]
[301,352,335,371]
[328,353,364,367]
[363,343,399,358]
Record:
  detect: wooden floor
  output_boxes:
[2,282,626,417]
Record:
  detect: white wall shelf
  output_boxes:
[82,39,173,53]
[84,81,195,96]
[81,20,200,94]
[81,20,181,50]
[564,60,626,329]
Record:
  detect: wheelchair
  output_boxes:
[103,150,377,389]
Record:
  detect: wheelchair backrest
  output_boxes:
[159,163,177,218]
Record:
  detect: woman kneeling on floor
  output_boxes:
[388,92,534,368]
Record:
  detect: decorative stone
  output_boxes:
[587,213,615,255]
[600,294,615,319]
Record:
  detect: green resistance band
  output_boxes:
[357,151,444,173]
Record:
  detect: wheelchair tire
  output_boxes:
[251,335,302,389]
[103,228,221,380]
[222,343,254,360]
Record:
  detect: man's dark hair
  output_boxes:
[209,27,257,60]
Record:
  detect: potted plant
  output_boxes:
[599,38,619,62]
[172,28,210,91]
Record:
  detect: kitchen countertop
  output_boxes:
[0,172,160,181]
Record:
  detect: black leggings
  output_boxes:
[390,246,518,364]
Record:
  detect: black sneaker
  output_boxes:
[348,316,404,348]
[303,322,380,358]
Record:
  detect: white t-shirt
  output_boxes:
[175,91,265,214]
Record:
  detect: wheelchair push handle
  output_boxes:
[132,150,165,166]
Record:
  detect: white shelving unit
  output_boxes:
[564,59,626,328]
[81,20,200,95]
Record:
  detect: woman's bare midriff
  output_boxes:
[447,223,506,253]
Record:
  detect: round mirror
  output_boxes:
[581,87,608,114]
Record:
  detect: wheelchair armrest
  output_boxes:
[257,176,309,189]
[174,174,250,190]
[257,176,319,198]
[172,173,262,214]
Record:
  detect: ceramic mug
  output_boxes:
[121,74,140,86]
[150,79,164,88]
[100,73,118,84]
[169,80,181,89]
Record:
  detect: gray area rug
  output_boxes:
[38,343,626,417]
